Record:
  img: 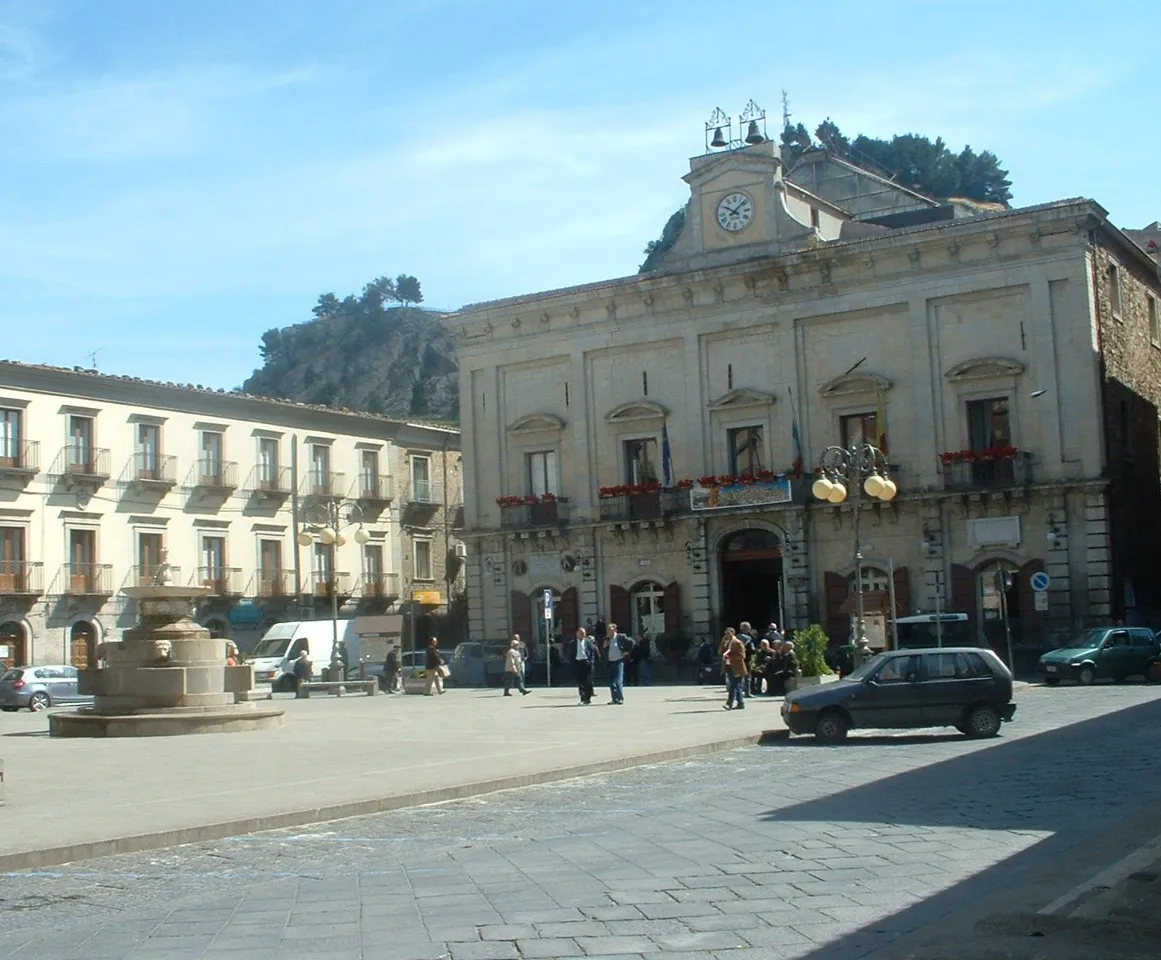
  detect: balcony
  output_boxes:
[193,567,244,596]
[245,465,293,500]
[309,571,352,599]
[351,473,394,504]
[249,570,291,599]
[0,440,40,478]
[188,459,238,493]
[355,572,401,600]
[407,478,443,504]
[599,489,685,523]
[125,452,178,488]
[58,563,114,596]
[124,564,183,588]
[500,496,571,529]
[941,452,1031,491]
[57,447,111,485]
[0,561,44,596]
[301,472,346,501]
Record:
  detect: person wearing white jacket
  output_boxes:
[503,638,530,696]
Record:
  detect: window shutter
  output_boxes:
[510,590,531,640]
[950,564,977,638]
[560,587,579,638]
[892,565,910,618]
[610,585,630,632]
[663,581,680,635]
[824,571,849,645]
[1017,559,1046,647]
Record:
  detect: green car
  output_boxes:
[1037,627,1161,686]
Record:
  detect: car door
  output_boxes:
[1128,629,1157,676]
[37,667,67,703]
[854,655,923,728]
[1096,630,1131,678]
[917,652,969,726]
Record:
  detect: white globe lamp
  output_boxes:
[863,473,885,498]
[812,476,834,501]
[827,481,847,503]
[296,531,313,547]
[318,527,337,545]
[354,528,371,545]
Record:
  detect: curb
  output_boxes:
[0,729,785,873]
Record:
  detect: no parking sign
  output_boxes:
[1030,571,1050,592]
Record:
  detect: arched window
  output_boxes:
[631,581,666,638]
[848,566,889,593]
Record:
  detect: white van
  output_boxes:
[249,620,360,691]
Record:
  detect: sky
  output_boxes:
[2,0,1158,390]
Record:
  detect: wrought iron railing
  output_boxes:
[500,497,571,528]
[0,561,44,595]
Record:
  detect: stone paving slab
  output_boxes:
[0,683,781,870]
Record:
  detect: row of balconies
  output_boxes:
[495,453,1034,531]
[0,561,400,602]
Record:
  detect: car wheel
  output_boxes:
[964,705,1001,738]
[28,692,51,712]
[1147,663,1161,685]
[1078,666,1096,686]
[1043,677,1060,686]
[814,711,848,744]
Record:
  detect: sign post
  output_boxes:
[1030,570,1050,614]
[543,589,553,688]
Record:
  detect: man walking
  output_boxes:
[503,638,531,696]
[723,630,749,710]
[513,633,529,687]
[603,622,631,705]
[571,628,597,705]
[383,646,400,693]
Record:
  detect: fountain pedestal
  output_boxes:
[49,584,284,738]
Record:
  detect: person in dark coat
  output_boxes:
[571,627,597,705]
[383,648,400,692]
[292,649,312,697]
[424,637,446,696]
[696,638,715,684]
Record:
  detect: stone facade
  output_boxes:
[450,141,1161,669]
[0,362,462,666]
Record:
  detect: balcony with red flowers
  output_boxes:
[497,493,570,529]
[939,446,1031,490]
[598,482,692,522]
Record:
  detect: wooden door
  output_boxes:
[69,529,96,591]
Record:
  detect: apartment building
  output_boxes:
[0,362,462,667]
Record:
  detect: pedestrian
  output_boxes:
[723,630,749,710]
[782,641,800,687]
[513,633,529,685]
[718,627,737,694]
[603,622,631,705]
[225,639,239,667]
[625,637,640,686]
[836,641,857,679]
[292,648,312,698]
[571,627,597,705]
[424,637,446,696]
[696,637,715,684]
[383,647,400,692]
[636,633,653,686]
[751,639,773,696]
[503,638,531,696]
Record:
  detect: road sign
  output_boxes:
[543,588,553,621]
[1034,591,1049,612]
[1030,571,1050,592]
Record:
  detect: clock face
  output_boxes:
[716,192,754,233]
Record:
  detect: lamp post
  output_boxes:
[296,501,369,682]
[812,443,897,663]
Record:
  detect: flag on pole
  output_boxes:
[788,387,804,473]
[875,389,888,454]
[661,421,675,488]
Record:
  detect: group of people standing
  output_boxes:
[713,621,799,710]
[569,623,637,705]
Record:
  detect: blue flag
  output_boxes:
[661,421,675,488]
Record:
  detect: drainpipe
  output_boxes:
[291,434,301,616]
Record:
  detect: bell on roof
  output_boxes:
[710,127,727,148]
[744,120,764,144]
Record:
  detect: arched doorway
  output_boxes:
[0,621,27,668]
[630,581,666,638]
[719,528,783,633]
[69,620,98,669]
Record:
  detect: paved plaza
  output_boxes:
[2,683,1161,959]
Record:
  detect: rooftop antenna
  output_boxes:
[85,349,102,370]
[781,90,792,131]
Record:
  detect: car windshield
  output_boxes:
[1063,629,1106,650]
[252,637,290,657]
[0,668,22,682]
[844,653,891,683]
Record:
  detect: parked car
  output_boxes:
[448,642,509,687]
[0,665,93,712]
[1037,627,1161,685]
[781,647,1016,743]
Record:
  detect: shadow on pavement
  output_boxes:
[760,697,1161,959]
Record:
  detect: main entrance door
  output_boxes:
[719,529,783,633]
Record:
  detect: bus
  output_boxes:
[893,613,974,649]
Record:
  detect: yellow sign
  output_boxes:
[411,590,442,605]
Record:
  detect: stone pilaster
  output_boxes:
[1084,492,1112,619]
[782,507,810,630]
[686,518,712,638]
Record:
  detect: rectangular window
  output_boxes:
[67,415,94,471]
[0,409,21,466]
[310,444,331,494]
[1108,263,1123,317]
[1150,296,1159,346]
[0,527,25,591]
[413,539,433,581]
[258,539,283,596]
[200,432,223,482]
[623,438,659,485]
[840,412,878,449]
[966,398,1011,451]
[136,423,161,478]
[202,535,226,582]
[363,543,383,577]
[727,426,764,475]
[258,438,280,488]
[411,455,432,501]
[137,531,164,584]
[361,449,380,497]
[526,450,558,497]
[313,542,333,587]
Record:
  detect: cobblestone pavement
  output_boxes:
[3,684,1161,960]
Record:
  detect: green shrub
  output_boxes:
[792,623,832,677]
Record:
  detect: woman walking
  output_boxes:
[424,637,446,696]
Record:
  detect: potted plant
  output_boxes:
[786,623,833,692]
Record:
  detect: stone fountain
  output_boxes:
[49,559,284,737]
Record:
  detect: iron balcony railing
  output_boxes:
[60,562,114,595]
[599,489,685,523]
[60,446,111,481]
[191,458,238,491]
[0,561,44,595]
[301,471,346,500]
[407,479,443,504]
[352,473,395,503]
[249,569,291,598]
[194,566,244,595]
[942,452,1031,491]
[355,572,401,600]
[500,497,571,529]
[309,571,352,598]
[124,564,183,588]
[0,440,40,475]
[127,452,178,486]
[245,464,293,498]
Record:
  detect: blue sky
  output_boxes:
[2,0,1158,390]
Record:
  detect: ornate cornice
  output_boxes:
[944,357,1026,382]
[819,372,892,398]
[604,400,668,423]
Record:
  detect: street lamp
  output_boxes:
[813,443,897,662]
[297,501,370,682]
